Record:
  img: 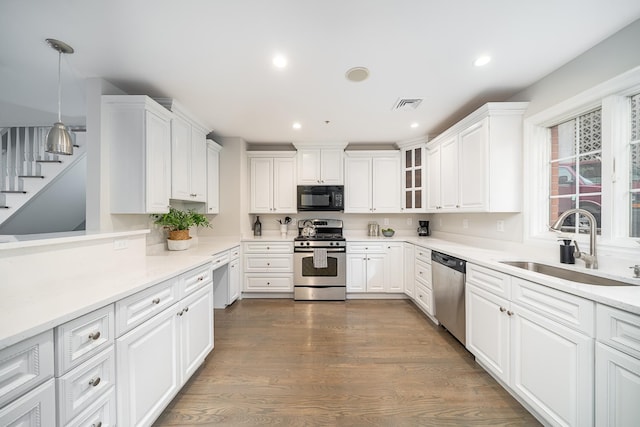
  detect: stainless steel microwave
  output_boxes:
[297,185,344,211]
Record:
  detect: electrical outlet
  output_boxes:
[383,218,389,226]
[462,219,469,229]
[113,239,128,250]
[406,217,412,226]
[496,220,505,232]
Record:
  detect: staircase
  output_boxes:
[0,126,86,228]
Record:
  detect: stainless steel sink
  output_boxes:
[499,261,633,286]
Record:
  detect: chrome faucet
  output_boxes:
[550,208,598,269]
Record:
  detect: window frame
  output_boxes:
[524,66,640,253]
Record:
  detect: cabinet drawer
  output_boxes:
[115,277,179,336]
[0,330,54,408]
[0,378,56,427]
[347,242,385,253]
[244,255,293,272]
[466,263,511,300]
[245,274,293,291]
[597,304,640,359]
[414,282,433,315]
[211,251,230,271]
[182,263,212,296]
[229,246,241,260]
[243,242,293,253]
[57,346,115,426]
[512,277,595,336]
[66,386,116,427]
[415,247,431,264]
[56,305,115,376]
[415,261,432,289]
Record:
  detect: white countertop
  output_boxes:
[0,237,241,350]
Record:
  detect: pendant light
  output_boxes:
[45,38,74,155]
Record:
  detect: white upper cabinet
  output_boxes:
[103,95,173,214]
[296,148,344,185]
[248,152,297,214]
[426,102,528,212]
[206,140,222,214]
[344,150,401,213]
[158,99,209,203]
[398,141,427,212]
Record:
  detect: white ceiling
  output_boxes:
[2,0,640,143]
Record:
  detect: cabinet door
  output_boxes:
[273,157,297,213]
[320,149,343,184]
[117,304,180,427]
[249,158,273,213]
[229,258,240,303]
[466,285,510,384]
[346,254,367,292]
[206,142,220,214]
[403,243,415,297]
[366,254,386,292]
[0,378,56,427]
[344,157,372,213]
[189,127,208,202]
[297,149,321,184]
[170,117,191,201]
[372,156,401,213]
[511,303,594,427]
[595,342,640,427]
[384,243,404,293]
[145,110,172,213]
[459,118,488,210]
[439,135,459,210]
[180,286,214,383]
[426,145,441,211]
[402,146,425,212]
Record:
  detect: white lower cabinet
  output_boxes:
[466,263,594,427]
[243,242,293,294]
[346,242,386,293]
[116,268,214,427]
[412,246,434,317]
[595,304,640,426]
[403,243,415,297]
[229,256,241,303]
[116,298,180,427]
[384,242,404,293]
[0,379,56,427]
[66,386,116,427]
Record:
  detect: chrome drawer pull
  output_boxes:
[183,307,189,313]
[198,275,205,280]
[177,309,184,316]
[507,311,514,316]
[88,331,101,340]
[89,377,101,387]
[499,307,507,312]
[152,298,161,304]
[92,423,102,427]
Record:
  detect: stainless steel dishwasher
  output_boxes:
[431,251,467,345]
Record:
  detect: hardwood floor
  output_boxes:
[154,299,540,426]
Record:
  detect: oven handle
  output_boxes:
[294,248,346,253]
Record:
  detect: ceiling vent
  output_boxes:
[392,98,423,111]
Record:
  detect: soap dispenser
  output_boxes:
[559,239,575,264]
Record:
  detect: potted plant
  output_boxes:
[152,206,211,250]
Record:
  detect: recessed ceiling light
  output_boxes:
[346,67,370,82]
[410,123,419,129]
[273,54,287,68]
[474,55,491,67]
[292,122,301,130]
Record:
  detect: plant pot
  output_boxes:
[167,237,192,251]
[168,229,190,241]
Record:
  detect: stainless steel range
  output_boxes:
[294,219,346,301]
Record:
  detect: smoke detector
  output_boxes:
[392,98,423,111]
[345,67,370,82]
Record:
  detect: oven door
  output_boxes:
[294,248,346,287]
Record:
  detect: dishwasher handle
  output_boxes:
[431,251,466,274]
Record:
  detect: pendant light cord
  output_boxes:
[57,50,62,123]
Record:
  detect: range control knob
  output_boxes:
[306,242,310,246]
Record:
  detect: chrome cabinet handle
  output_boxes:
[183,307,189,313]
[89,377,101,387]
[499,307,507,312]
[198,275,205,280]
[88,331,101,341]
[92,423,102,427]
[152,298,160,304]
[177,309,184,316]
[507,311,514,316]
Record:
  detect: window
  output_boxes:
[549,109,602,232]
[629,93,640,237]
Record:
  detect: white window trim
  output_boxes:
[524,65,640,255]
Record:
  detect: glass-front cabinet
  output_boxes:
[400,142,427,212]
